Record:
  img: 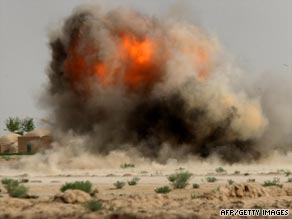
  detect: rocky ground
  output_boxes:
[1,156,292,219]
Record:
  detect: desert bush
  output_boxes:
[167,174,177,182]
[192,183,200,189]
[155,185,171,194]
[84,199,103,212]
[284,170,291,177]
[1,178,19,186]
[114,181,126,189]
[20,179,29,183]
[215,167,226,173]
[191,193,203,199]
[287,178,292,182]
[8,185,29,198]
[262,180,283,188]
[206,177,217,183]
[247,178,256,182]
[167,171,192,189]
[234,170,240,175]
[1,178,29,198]
[244,173,249,176]
[60,181,92,194]
[120,163,135,168]
[227,179,234,185]
[278,169,290,176]
[128,177,140,186]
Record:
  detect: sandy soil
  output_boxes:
[1,156,292,219]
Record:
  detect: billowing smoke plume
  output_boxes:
[46,6,267,163]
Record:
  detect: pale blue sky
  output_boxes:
[0,0,291,134]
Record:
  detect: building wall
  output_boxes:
[0,143,18,153]
[18,136,52,153]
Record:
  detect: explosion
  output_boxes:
[47,6,267,163]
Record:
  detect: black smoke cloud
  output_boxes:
[46,6,267,163]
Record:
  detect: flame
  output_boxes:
[64,33,162,92]
[121,35,154,64]
[63,30,213,93]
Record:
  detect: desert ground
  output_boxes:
[1,155,292,219]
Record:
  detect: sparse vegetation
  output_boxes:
[192,183,200,189]
[284,170,291,177]
[60,181,92,194]
[278,169,291,176]
[215,167,226,173]
[244,173,249,176]
[234,170,240,175]
[227,179,234,185]
[120,163,135,169]
[247,178,256,182]
[167,174,177,182]
[287,178,292,182]
[262,180,283,188]
[128,177,140,186]
[84,199,103,212]
[0,152,34,156]
[1,178,18,185]
[155,186,171,194]
[191,193,203,199]
[20,179,29,183]
[206,177,217,183]
[167,171,192,189]
[114,181,126,189]
[1,178,29,198]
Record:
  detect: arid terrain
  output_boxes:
[1,155,292,219]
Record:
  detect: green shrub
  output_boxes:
[1,178,19,186]
[84,199,103,212]
[168,171,192,189]
[206,177,217,183]
[192,183,200,189]
[284,170,291,177]
[215,167,226,173]
[155,186,171,194]
[191,193,203,199]
[287,178,292,182]
[114,181,126,189]
[1,178,29,198]
[227,179,234,185]
[128,177,140,186]
[60,181,92,193]
[120,163,135,169]
[262,180,282,188]
[8,185,29,198]
[278,169,291,176]
[167,174,177,182]
[20,179,29,183]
